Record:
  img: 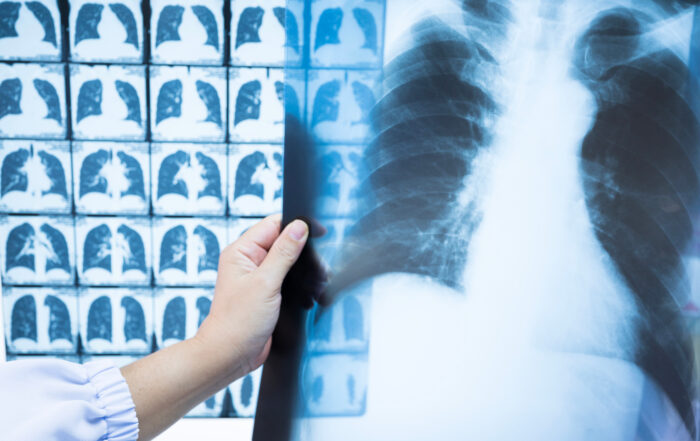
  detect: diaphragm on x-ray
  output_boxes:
[256,1,700,440]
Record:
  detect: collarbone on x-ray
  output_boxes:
[290,0,700,440]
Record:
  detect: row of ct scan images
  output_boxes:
[6,353,262,418]
[0,140,363,218]
[0,0,384,68]
[0,215,259,286]
[0,63,379,144]
[4,284,373,417]
[3,285,370,355]
[0,140,283,217]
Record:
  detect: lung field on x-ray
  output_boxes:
[313,0,700,437]
[332,5,502,292]
[571,5,700,432]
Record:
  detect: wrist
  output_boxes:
[192,319,249,383]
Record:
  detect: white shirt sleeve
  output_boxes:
[0,358,139,441]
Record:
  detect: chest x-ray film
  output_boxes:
[255,1,700,440]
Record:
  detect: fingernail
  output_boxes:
[288,220,308,241]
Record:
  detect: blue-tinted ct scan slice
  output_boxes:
[0,63,66,139]
[78,287,153,354]
[150,0,224,65]
[70,0,143,63]
[256,1,700,441]
[0,0,62,61]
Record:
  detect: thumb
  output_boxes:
[257,219,309,290]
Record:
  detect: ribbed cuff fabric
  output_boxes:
[84,361,140,441]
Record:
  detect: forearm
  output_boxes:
[120,335,245,441]
[118,217,308,441]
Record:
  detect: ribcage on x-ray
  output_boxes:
[331,9,502,292]
[321,0,700,437]
[571,5,700,433]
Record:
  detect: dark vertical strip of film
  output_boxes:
[253,0,315,439]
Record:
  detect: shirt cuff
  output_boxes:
[84,361,140,441]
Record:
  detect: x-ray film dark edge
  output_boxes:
[141,0,151,65]
[223,0,231,67]
[252,111,318,441]
[59,1,69,62]
[254,0,323,437]
[253,0,386,436]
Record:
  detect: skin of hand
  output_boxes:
[198,214,310,374]
[121,215,309,441]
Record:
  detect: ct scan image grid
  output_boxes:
[0,0,292,419]
[270,1,700,440]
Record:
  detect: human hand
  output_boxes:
[195,215,309,376]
